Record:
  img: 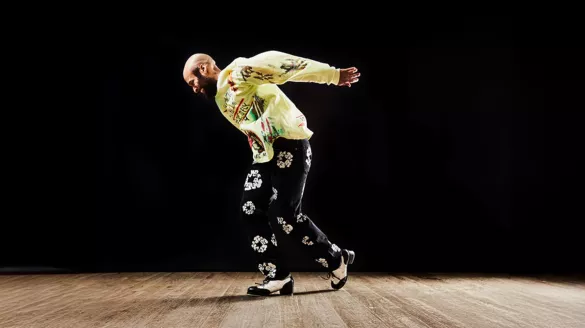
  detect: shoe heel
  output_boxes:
[347,250,355,264]
[280,277,294,295]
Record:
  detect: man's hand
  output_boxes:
[337,67,360,87]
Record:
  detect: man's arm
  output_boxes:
[234,51,359,87]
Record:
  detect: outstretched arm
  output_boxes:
[234,51,359,87]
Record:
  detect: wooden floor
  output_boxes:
[1,272,584,328]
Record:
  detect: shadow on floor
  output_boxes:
[159,288,338,307]
[88,288,339,320]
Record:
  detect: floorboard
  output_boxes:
[1,272,583,328]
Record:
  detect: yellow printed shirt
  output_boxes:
[214,51,340,163]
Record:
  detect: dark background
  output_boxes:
[4,15,583,274]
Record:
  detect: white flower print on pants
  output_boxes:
[316,258,329,268]
[271,233,277,246]
[277,151,293,168]
[251,235,268,253]
[331,244,341,253]
[277,217,294,234]
[306,146,312,167]
[258,262,277,278]
[269,187,278,205]
[283,224,293,234]
[244,170,263,191]
[242,201,256,215]
[297,213,308,223]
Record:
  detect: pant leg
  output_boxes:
[240,161,291,280]
[268,138,342,271]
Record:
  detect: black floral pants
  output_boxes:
[240,137,342,280]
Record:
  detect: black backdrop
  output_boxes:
[5,15,583,273]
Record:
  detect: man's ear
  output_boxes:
[199,63,207,73]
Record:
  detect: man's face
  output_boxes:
[184,61,218,100]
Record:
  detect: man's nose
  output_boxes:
[193,85,200,94]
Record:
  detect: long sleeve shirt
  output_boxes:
[214,51,340,163]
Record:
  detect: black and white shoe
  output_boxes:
[247,274,294,296]
[323,249,355,290]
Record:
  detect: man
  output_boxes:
[183,50,359,296]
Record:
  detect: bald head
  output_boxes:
[183,53,221,100]
[183,54,214,80]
